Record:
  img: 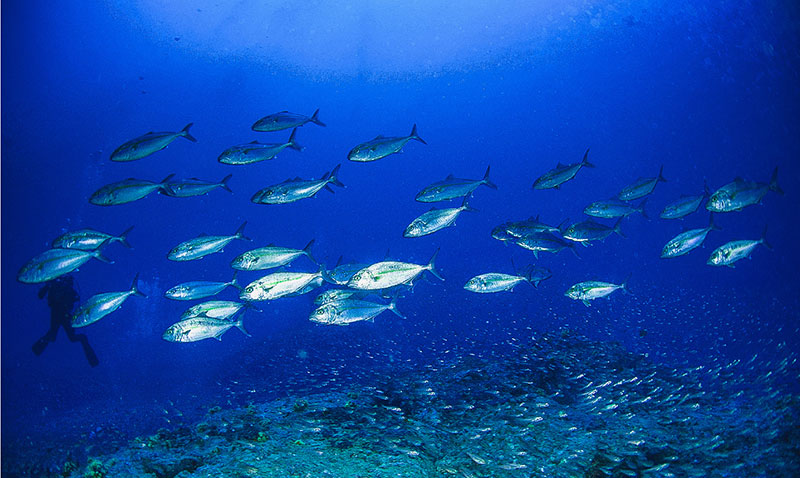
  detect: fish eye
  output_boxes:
[246,286,253,293]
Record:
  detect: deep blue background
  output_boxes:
[3,0,799,460]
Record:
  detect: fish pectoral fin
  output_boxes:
[582,300,591,307]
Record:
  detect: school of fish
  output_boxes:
[17,111,783,340]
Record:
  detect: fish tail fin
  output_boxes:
[243,301,264,314]
[303,239,317,264]
[230,271,242,291]
[760,225,773,250]
[613,217,625,237]
[320,266,335,284]
[703,178,711,198]
[426,248,445,281]
[708,213,722,232]
[310,108,326,127]
[92,248,114,264]
[409,124,427,144]
[130,273,147,297]
[569,244,581,259]
[558,218,570,235]
[181,123,197,142]
[287,128,304,151]
[521,265,537,287]
[621,274,632,295]
[220,174,234,193]
[581,148,595,168]
[461,194,478,213]
[482,165,498,189]
[769,167,783,195]
[388,298,406,319]
[638,197,649,219]
[657,165,667,183]
[235,314,251,337]
[327,164,344,188]
[234,221,251,241]
[118,225,134,248]
[158,174,176,194]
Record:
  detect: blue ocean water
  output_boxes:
[2,1,799,476]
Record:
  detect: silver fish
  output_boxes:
[661,215,720,258]
[164,273,241,301]
[240,267,325,301]
[415,166,497,202]
[72,275,146,328]
[513,232,578,259]
[404,196,476,238]
[562,218,624,244]
[533,148,593,189]
[491,217,565,243]
[90,174,174,206]
[218,129,303,165]
[18,248,112,284]
[464,272,532,293]
[167,221,250,261]
[310,298,404,325]
[181,300,250,320]
[251,164,344,204]
[618,165,667,201]
[231,239,316,271]
[348,124,426,162]
[706,168,783,212]
[110,123,196,162]
[584,198,647,219]
[163,315,249,343]
[565,279,628,306]
[660,183,710,219]
[162,174,233,197]
[51,226,133,251]
[524,265,552,288]
[708,226,772,267]
[251,109,325,132]
[347,249,443,290]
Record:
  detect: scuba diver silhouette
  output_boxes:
[32,275,99,367]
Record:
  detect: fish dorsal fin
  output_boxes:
[446,174,455,179]
[250,140,260,144]
[189,177,201,181]
[373,135,385,140]
[278,110,289,113]
[146,131,154,135]
[733,177,745,183]
[293,176,302,181]
[557,162,565,168]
